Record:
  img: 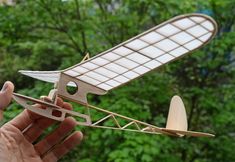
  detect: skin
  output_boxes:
[0,81,83,162]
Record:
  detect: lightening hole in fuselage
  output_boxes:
[66,81,78,95]
[26,100,34,106]
[52,109,62,117]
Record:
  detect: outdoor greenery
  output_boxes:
[0,0,235,161]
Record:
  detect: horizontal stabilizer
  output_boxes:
[162,128,215,137]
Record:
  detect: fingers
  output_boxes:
[21,100,73,143]
[62,102,73,111]
[6,100,51,131]
[7,97,69,131]
[35,117,78,156]
[42,131,83,162]
[0,81,14,110]
[26,97,66,122]
[23,117,58,143]
[7,109,34,131]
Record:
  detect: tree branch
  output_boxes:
[75,0,87,55]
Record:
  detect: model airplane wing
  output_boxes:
[20,70,75,87]
[20,70,61,83]
[20,13,217,90]
[19,13,217,104]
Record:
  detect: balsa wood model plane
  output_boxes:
[13,13,217,137]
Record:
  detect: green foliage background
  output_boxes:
[0,0,235,161]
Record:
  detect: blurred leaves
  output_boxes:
[0,0,235,162]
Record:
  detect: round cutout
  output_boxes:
[66,81,78,95]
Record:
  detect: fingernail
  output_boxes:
[1,82,8,92]
[77,131,83,140]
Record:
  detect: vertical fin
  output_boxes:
[162,95,214,137]
[166,95,188,131]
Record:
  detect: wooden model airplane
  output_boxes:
[13,13,217,137]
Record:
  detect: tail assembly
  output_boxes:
[162,95,214,137]
[166,96,188,134]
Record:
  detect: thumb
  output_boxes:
[0,81,14,110]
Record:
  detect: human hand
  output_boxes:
[0,81,14,120]
[0,81,83,162]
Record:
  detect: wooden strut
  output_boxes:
[81,53,90,62]
[12,93,179,137]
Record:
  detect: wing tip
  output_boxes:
[178,13,218,38]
